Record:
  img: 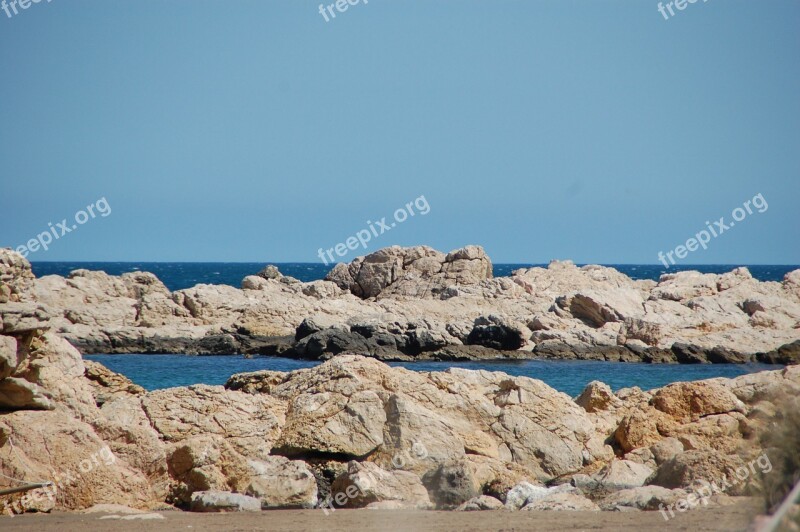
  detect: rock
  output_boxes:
[301,281,342,299]
[455,495,504,511]
[651,271,718,302]
[256,265,282,280]
[84,360,145,405]
[503,481,550,510]
[614,410,670,453]
[329,461,431,508]
[523,491,600,511]
[241,276,268,290]
[2,246,796,360]
[142,385,286,460]
[295,318,326,341]
[465,455,537,503]
[757,340,800,365]
[325,245,491,299]
[618,318,663,347]
[245,456,318,509]
[422,460,480,508]
[466,315,527,350]
[671,343,709,364]
[0,248,35,302]
[0,376,53,410]
[650,437,684,465]
[649,451,751,495]
[0,335,18,379]
[225,370,288,394]
[189,490,261,512]
[559,288,644,328]
[93,396,169,498]
[489,376,600,482]
[598,486,688,511]
[590,460,653,489]
[11,331,97,419]
[651,381,745,423]
[275,389,386,458]
[371,394,463,476]
[0,410,156,510]
[290,328,375,359]
[165,435,249,504]
[0,302,54,333]
[575,381,620,413]
[706,346,750,364]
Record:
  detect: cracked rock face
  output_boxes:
[1,246,799,359]
[0,326,799,513]
[325,245,492,299]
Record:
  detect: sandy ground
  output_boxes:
[0,502,764,532]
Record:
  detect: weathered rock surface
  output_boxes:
[142,385,286,460]
[1,270,799,516]
[2,246,796,361]
[330,461,431,508]
[455,495,504,511]
[598,485,689,511]
[523,491,600,511]
[189,490,261,512]
[245,456,318,509]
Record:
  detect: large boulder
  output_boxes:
[330,461,431,508]
[325,245,492,299]
[651,381,746,423]
[92,396,169,499]
[649,451,753,496]
[466,315,527,350]
[165,435,250,504]
[590,459,653,490]
[275,389,386,458]
[599,485,689,511]
[0,410,157,510]
[575,381,620,413]
[142,385,286,460]
[455,495,504,511]
[189,490,261,512]
[245,456,318,509]
[421,460,480,508]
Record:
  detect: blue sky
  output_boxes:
[1,0,798,263]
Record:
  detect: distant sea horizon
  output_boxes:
[29,262,799,292]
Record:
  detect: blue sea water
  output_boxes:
[85,354,778,397]
[30,262,798,292]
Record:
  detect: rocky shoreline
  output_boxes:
[2,246,799,364]
[1,323,798,517]
[1,242,799,517]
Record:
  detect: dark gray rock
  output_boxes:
[422,461,480,508]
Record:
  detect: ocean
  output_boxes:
[29,262,797,292]
[85,354,778,397]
